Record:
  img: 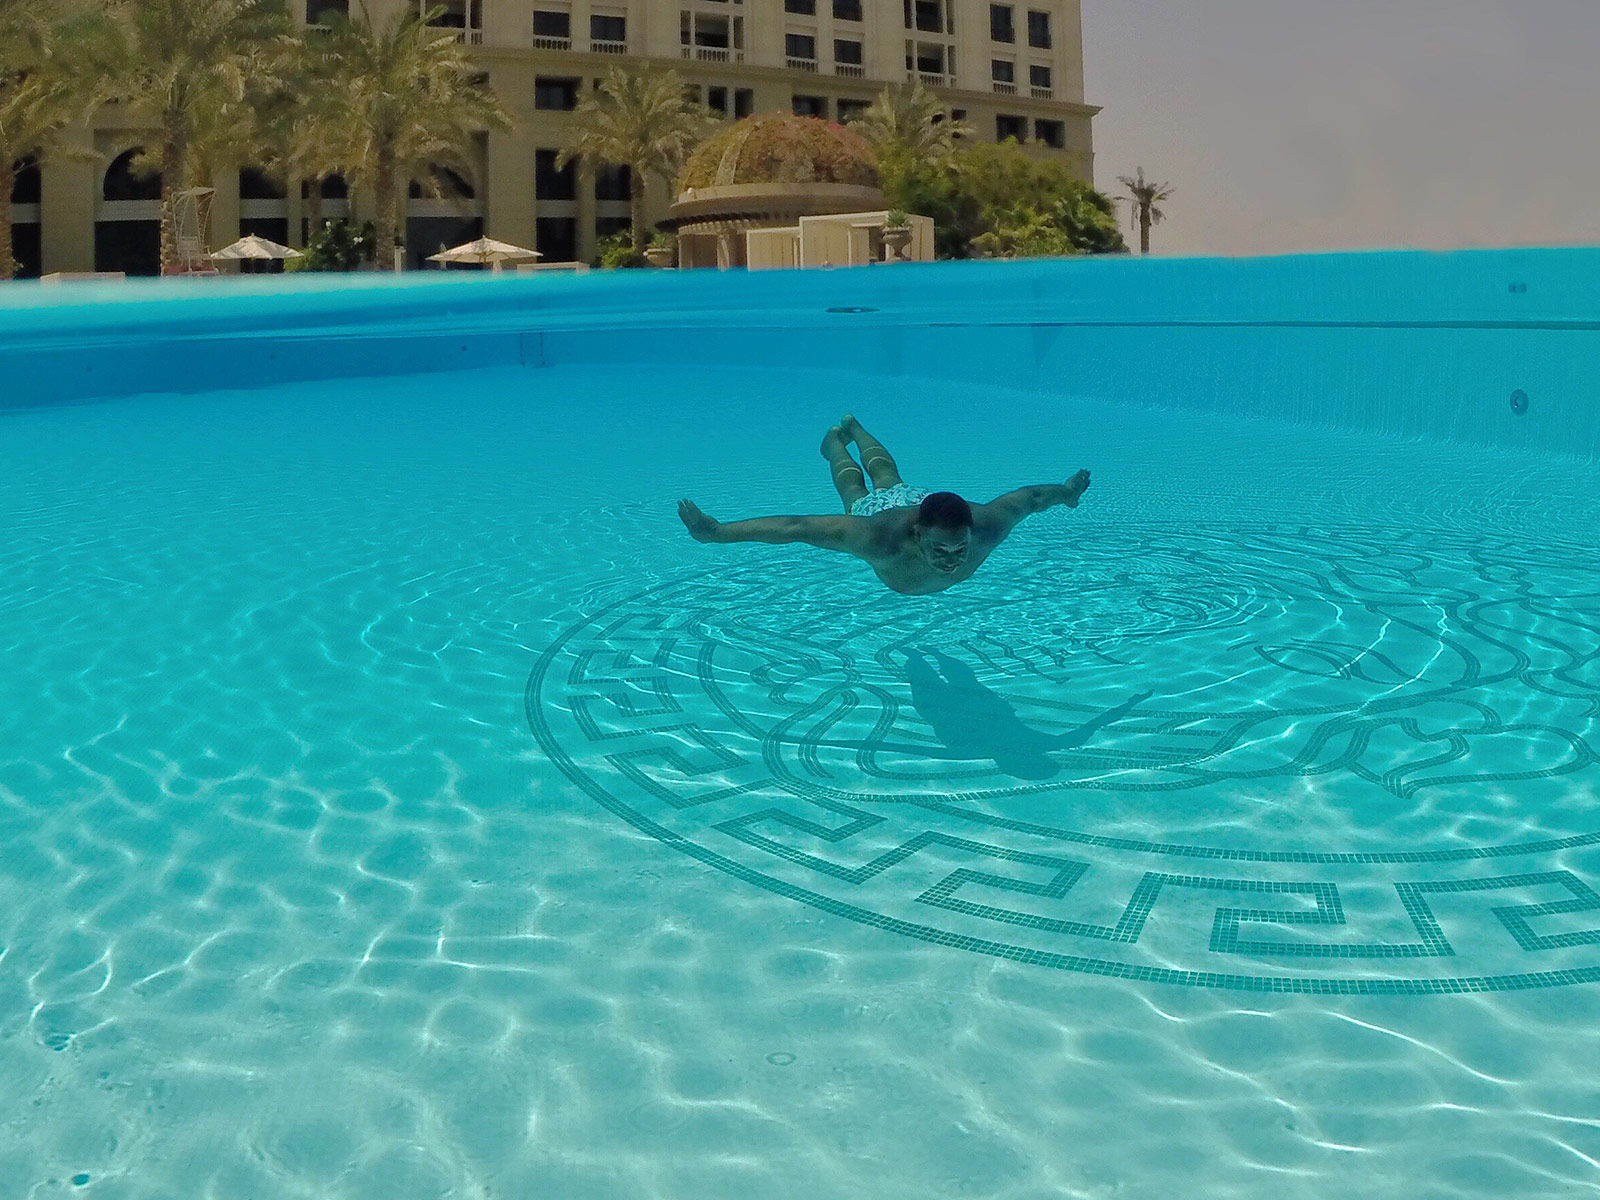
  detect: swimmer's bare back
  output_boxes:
[678,468,1090,595]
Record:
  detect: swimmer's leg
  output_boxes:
[821,424,869,512]
[841,415,904,489]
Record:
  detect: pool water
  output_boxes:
[4,352,1600,1197]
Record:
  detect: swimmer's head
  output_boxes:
[915,492,973,573]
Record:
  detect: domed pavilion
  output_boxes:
[671,114,888,269]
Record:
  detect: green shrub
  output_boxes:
[595,231,648,269]
[286,219,377,272]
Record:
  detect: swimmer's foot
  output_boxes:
[1063,468,1091,507]
[821,424,848,458]
[840,414,859,441]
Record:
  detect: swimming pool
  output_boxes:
[3,252,1599,1197]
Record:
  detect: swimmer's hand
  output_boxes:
[678,499,722,543]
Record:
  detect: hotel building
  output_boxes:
[7,0,1097,275]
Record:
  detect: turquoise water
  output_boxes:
[4,261,1600,1197]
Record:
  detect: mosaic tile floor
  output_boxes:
[3,365,1599,1197]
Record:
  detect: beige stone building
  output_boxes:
[8,0,1097,276]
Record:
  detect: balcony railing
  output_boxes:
[835,63,865,78]
[683,45,743,63]
[591,38,627,53]
[533,34,570,50]
[787,57,818,72]
[911,70,951,87]
[1031,85,1053,99]
[992,80,1016,95]
[433,26,486,44]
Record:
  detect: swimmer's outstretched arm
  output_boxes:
[977,470,1091,532]
[678,500,864,553]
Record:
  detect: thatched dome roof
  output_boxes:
[676,113,879,195]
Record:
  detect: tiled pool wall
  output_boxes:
[2,247,1596,461]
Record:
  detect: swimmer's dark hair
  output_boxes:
[917,492,973,530]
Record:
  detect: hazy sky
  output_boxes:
[1080,0,1600,256]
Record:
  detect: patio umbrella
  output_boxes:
[210,235,304,261]
[427,237,542,272]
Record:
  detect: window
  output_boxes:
[535,149,576,199]
[426,0,469,31]
[1030,63,1052,90]
[306,0,348,24]
[834,0,862,20]
[991,58,1014,83]
[837,98,870,123]
[996,114,1026,142]
[590,13,625,43]
[595,163,631,201]
[534,76,579,110]
[785,0,815,12]
[536,216,576,262]
[707,85,729,114]
[1027,9,1051,48]
[532,8,569,38]
[950,108,968,136]
[908,42,948,76]
[989,4,1013,42]
[682,12,734,49]
[734,88,755,118]
[786,33,816,60]
[908,0,948,33]
[1033,118,1065,148]
[834,39,863,65]
[792,95,826,117]
[594,215,631,241]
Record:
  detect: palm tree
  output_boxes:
[274,33,358,240]
[557,66,710,254]
[1116,166,1174,255]
[100,0,290,274]
[852,82,971,172]
[0,0,108,279]
[318,3,510,270]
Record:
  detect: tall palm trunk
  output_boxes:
[159,117,188,275]
[629,163,646,253]
[1138,206,1151,255]
[0,157,16,280]
[305,176,324,242]
[373,145,397,270]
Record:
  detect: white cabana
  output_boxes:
[427,237,542,273]
[209,235,304,261]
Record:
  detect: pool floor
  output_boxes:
[2,365,1600,1198]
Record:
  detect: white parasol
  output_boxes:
[427,237,543,271]
[209,234,304,261]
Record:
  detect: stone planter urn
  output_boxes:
[645,246,675,268]
[882,226,913,262]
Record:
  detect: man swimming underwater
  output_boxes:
[677,414,1090,595]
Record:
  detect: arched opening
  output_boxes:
[11,156,42,204]
[102,148,161,202]
[97,147,161,275]
[9,156,42,278]
[408,166,476,201]
[239,166,286,201]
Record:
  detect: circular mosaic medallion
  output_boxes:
[526,526,1600,993]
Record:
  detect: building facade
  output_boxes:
[8,0,1097,276]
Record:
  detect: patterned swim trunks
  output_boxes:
[850,483,931,518]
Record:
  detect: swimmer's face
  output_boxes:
[917,524,970,573]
